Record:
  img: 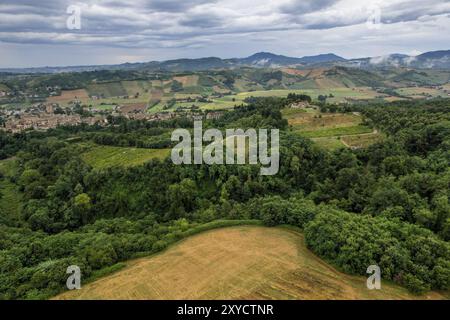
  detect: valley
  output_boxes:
[0,52,449,301]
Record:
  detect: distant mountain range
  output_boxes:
[344,50,450,70]
[1,50,450,74]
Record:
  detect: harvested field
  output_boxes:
[119,103,148,113]
[47,89,89,104]
[54,226,447,300]
[173,75,199,87]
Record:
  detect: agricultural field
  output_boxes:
[44,80,394,114]
[341,132,384,148]
[148,87,386,113]
[81,145,170,170]
[395,86,449,99]
[301,125,373,138]
[235,87,381,103]
[47,89,90,105]
[55,226,447,300]
[311,137,346,150]
[283,108,380,149]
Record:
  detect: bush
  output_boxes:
[403,274,430,295]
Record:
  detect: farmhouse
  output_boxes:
[206,111,224,120]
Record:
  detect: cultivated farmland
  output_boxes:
[47,89,90,105]
[282,108,381,149]
[55,226,447,300]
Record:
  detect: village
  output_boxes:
[0,99,224,133]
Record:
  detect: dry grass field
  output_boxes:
[285,111,361,130]
[55,226,447,300]
[119,103,148,113]
[173,75,199,87]
[47,89,90,104]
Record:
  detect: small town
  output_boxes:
[0,100,224,133]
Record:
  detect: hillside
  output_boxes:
[55,226,447,300]
[3,49,450,74]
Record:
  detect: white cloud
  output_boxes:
[0,0,449,67]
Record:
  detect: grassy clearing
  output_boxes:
[300,125,373,138]
[81,145,170,170]
[0,158,22,225]
[235,88,380,103]
[395,86,448,98]
[55,226,447,300]
[283,108,378,149]
[312,137,346,150]
[289,113,362,130]
[341,133,384,148]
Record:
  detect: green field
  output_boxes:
[282,108,377,149]
[341,133,384,148]
[0,158,22,225]
[300,125,373,138]
[0,83,10,91]
[42,81,391,114]
[81,145,170,169]
[311,137,346,150]
[234,88,380,103]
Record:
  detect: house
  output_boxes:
[206,111,224,120]
[290,101,310,109]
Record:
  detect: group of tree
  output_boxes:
[0,96,448,298]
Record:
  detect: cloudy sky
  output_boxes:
[1,0,450,67]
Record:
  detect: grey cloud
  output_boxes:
[0,0,449,58]
[179,12,224,28]
[146,0,218,12]
[280,0,338,14]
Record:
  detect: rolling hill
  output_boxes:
[54,226,447,300]
[3,49,449,74]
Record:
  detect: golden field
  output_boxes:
[55,226,447,300]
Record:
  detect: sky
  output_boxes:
[0,0,450,68]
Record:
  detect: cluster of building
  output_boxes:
[1,103,108,133]
[2,113,108,133]
[1,99,225,133]
[123,110,224,122]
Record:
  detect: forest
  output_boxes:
[0,96,449,299]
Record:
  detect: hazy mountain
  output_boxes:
[236,52,305,67]
[341,50,450,70]
[1,50,449,74]
[298,53,346,64]
[410,50,450,69]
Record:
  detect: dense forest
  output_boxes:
[0,96,449,299]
